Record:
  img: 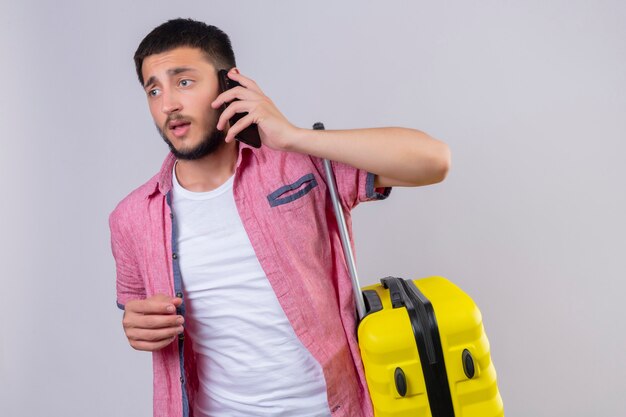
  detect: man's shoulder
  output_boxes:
[109,172,160,228]
[110,153,175,225]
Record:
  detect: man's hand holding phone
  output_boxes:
[122,294,184,352]
[212,69,299,151]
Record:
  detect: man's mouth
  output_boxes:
[168,119,191,138]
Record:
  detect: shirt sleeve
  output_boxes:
[310,156,392,212]
[109,210,146,310]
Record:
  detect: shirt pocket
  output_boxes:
[266,173,319,212]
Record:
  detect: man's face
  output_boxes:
[141,47,225,160]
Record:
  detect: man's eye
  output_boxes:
[148,88,160,97]
[179,79,193,87]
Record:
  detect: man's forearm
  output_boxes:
[285,127,451,188]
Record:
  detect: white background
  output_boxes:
[1,1,624,416]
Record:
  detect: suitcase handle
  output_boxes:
[382,277,440,366]
[314,122,368,320]
[381,277,406,309]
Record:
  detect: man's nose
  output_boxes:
[161,91,182,114]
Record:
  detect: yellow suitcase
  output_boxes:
[317,122,504,416]
[358,276,504,417]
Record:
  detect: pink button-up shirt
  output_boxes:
[109,142,391,417]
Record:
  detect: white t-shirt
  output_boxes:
[171,165,330,417]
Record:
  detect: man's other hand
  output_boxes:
[122,294,184,351]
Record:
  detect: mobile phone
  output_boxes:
[217,69,262,148]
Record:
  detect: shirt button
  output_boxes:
[172,253,178,259]
[180,377,184,383]
[169,213,173,219]
[176,292,183,298]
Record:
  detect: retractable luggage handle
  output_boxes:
[313,122,367,321]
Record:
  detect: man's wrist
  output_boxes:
[282,126,318,155]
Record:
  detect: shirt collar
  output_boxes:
[144,142,256,199]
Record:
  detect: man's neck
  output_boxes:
[174,141,239,192]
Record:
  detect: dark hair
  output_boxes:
[133,18,236,85]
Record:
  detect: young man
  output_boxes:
[110,18,450,417]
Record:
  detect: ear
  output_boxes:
[229,67,240,75]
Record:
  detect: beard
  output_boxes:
[157,114,225,161]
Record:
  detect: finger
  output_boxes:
[149,293,179,303]
[225,113,256,143]
[126,295,179,315]
[216,100,251,131]
[211,86,256,109]
[130,335,178,352]
[124,313,184,330]
[127,325,184,343]
[228,70,263,94]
